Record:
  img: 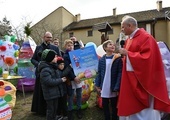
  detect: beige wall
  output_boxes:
[61,8,74,27]
[166,21,170,47]
[61,25,121,49]
[155,21,167,42]
[154,20,170,47]
[31,7,75,45]
[60,20,170,50]
[31,7,170,48]
[109,25,121,43]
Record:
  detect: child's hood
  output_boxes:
[113,53,121,61]
[38,61,49,72]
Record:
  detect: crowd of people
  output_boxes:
[30,15,170,120]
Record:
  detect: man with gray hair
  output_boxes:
[118,15,170,120]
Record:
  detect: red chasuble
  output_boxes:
[118,28,170,116]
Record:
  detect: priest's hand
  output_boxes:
[119,48,128,56]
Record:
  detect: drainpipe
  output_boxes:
[152,18,157,38]
[105,31,108,41]
[60,30,64,50]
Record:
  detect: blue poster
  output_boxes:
[69,46,98,81]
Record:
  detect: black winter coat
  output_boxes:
[58,65,72,94]
[38,61,64,100]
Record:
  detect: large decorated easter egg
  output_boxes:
[73,79,94,109]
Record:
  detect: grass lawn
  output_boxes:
[11,90,104,120]
[11,90,170,120]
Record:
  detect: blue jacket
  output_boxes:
[63,51,76,80]
[95,54,123,92]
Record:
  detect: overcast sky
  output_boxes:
[0,0,170,26]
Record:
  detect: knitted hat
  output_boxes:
[41,49,56,62]
[57,57,64,65]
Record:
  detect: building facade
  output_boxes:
[31,1,170,49]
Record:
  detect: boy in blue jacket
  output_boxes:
[63,39,82,120]
[95,40,123,120]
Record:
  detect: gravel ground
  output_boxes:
[11,90,104,120]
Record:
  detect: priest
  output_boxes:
[118,15,170,120]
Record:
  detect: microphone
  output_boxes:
[120,40,125,48]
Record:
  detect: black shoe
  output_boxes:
[55,115,63,120]
[63,116,68,120]
[68,111,74,120]
[76,109,82,119]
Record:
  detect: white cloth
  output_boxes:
[166,78,170,98]
[126,55,134,71]
[119,96,161,120]
[71,81,83,89]
[119,117,129,120]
